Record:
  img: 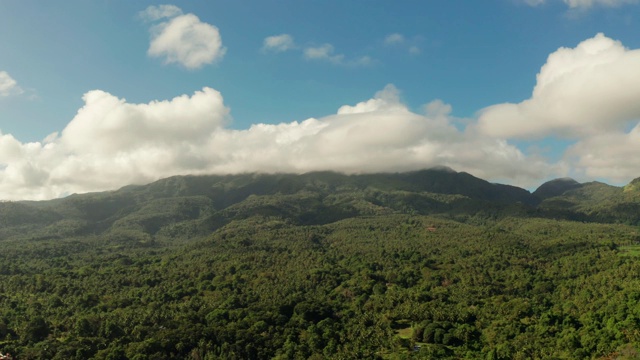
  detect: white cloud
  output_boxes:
[352,56,374,67]
[383,33,420,55]
[0,84,557,200]
[384,33,405,45]
[60,88,228,155]
[139,4,182,21]
[142,5,225,69]
[304,44,344,64]
[0,71,23,96]
[565,124,640,182]
[423,99,453,118]
[565,0,638,7]
[478,33,640,185]
[478,33,640,138]
[200,85,554,185]
[523,0,638,8]
[263,34,374,66]
[523,0,546,5]
[262,34,296,53]
[337,84,405,114]
[0,88,229,200]
[303,44,372,67]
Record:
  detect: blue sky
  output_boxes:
[1,0,640,199]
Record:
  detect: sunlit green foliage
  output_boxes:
[0,170,639,358]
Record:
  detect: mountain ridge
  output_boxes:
[533,177,582,199]
[2,167,639,241]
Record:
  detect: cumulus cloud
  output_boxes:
[60,88,228,155]
[139,4,182,21]
[0,84,557,200]
[383,33,420,55]
[566,0,639,7]
[337,84,406,114]
[262,34,296,53]
[0,71,23,96]
[477,33,640,185]
[565,125,640,182]
[200,85,554,185]
[304,44,344,63]
[303,43,372,67]
[263,33,374,66]
[524,0,638,8]
[384,33,405,45]
[0,88,229,200]
[141,5,225,69]
[478,33,640,138]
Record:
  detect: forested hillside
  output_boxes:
[1,168,640,359]
[0,168,539,242]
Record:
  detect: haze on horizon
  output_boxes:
[1,0,640,200]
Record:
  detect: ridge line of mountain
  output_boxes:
[1,167,639,242]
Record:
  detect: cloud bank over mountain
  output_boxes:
[0,85,556,200]
[1,33,639,200]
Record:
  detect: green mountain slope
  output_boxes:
[0,168,541,241]
[533,177,582,199]
[4,170,640,242]
[538,178,640,225]
[2,170,640,358]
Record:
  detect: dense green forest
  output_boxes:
[1,168,640,359]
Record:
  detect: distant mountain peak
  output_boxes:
[427,165,457,173]
[555,177,579,183]
[534,177,582,199]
